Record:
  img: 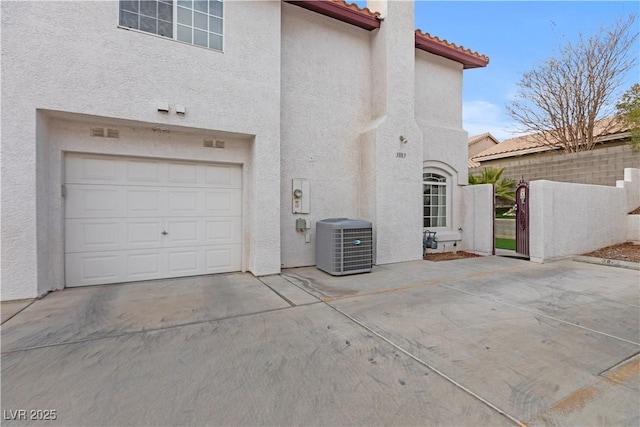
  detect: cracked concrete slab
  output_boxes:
[2,256,638,426]
[258,274,320,306]
[1,273,290,352]
[329,259,640,426]
[440,259,640,343]
[1,303,512,427]
[1,299,34,324]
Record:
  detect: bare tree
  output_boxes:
[507,16,638,152]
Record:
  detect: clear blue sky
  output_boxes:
[355,1,640,141]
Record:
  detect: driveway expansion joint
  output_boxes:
[439,283,640,347]
[1,299,36,325]
[325,302,529,427]
[1,304,298,355]
[526,353,640,425]
[257,277,296,306]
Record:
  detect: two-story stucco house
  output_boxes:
[1,0,489,300]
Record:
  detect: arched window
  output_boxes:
[423,172,447,227]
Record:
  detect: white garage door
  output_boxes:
[64,153,242,287]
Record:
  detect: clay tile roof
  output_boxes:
[286,0,381,30]
[415,30,489,69]
[288,1,488,68]
[468,159,481,168]
[329,0,381,19]
[471,117,630,161]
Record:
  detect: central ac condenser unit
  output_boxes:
[316,218,373,275]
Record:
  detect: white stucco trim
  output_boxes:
[423,160,459,233]
[1,0,477,299]
[40,112,256,294]
[529,169,640,262]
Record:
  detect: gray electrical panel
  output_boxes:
[316,218,373,275]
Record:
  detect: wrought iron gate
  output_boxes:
[515,179,530,257]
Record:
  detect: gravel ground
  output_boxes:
[424,242,640,264]
[424,251,481,261]
[583,242,640,264]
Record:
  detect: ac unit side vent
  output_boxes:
[316,218,373,276]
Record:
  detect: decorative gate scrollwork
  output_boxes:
[515,179,530,258]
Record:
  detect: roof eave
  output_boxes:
[415,34,489,69]
[286,1,381,31]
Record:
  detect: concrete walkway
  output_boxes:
[2,256,639,426]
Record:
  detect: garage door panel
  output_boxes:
[65,155,122,184]
[66,219,166,253]
[82,189,119,214]
[125,159,162,184]
[168,162,199,185]
[205,245,241,272]
[166,219,201,245]
[126,189,164,216]
[65,154,242,287]
[126,251,164,279]
[167,250,201,275]
[126,220,163,247]
[65,252,123,287]
[65,219,124,253]
[168,190,202,216]
[205,218,242,244]
[65,185,123,218]
[205,189,242,216]
[205,164,242,188]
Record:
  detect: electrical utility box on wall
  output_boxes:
[292,178,309,214]
[316,218,373,276]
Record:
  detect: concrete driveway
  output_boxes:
[2,256,639,426]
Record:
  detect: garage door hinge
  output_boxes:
[61,184,66,197]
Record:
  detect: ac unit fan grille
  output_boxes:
[332,227,373,272]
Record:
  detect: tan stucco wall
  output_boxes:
[468,137,498,158]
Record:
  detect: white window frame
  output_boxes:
[118,0,224,52]
[423,171,449,229]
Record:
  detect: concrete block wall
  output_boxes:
[495,219,515,239]
[471,145,640,187]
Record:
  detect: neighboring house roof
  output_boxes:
[472,117,630,162]
[472,133,548,161]
[468,132,500,161]
[468,132,500,147]
[286,1,489,69]
[468,159,481,168]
